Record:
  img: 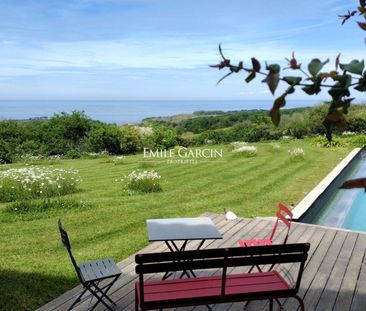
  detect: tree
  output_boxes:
[211,1,366,141]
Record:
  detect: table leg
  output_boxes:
[164,240,208,279]
[162,241,176,279]
[197,239,206,250]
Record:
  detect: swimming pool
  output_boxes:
[300,148,366,232]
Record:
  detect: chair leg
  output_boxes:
[294,295,305,311]
[68,287,88,310]
[269,299,273,311]
[85,276,119,311]
[94,280,118,305]
[135,289,139,311]
[86,284,114,311]
[275,298,283,309]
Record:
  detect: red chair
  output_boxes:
[238,203,293,309]
[238,203,293,248]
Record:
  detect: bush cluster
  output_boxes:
[120,170,162,194]
[160,103,366,146]
[2,104,366,165]
[0,111,182,163]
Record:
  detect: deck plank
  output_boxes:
[301,230,348,310]
[36,214,366,311]
[315,232,358,311]
[350,234,366,311]
[276,225,335,310]
[255,221,320,311]
[227,220,309,311]
[84,214,231,311]
[92,214,243,311]
[334,233,366,311]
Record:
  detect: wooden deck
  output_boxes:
[37,213,366,311]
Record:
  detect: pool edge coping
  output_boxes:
[292,147,362,220]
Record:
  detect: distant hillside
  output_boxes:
[142,107,309,126]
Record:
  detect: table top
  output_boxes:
[147,217,222,241]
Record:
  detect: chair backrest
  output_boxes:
[58,219,83,283]
[135,243,310,304]
[268,203,293,243]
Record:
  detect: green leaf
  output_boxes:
[245,72,256,83]
[308,58,329,76]
[328,86,348,100]
[270,107,281,126]
[229,65,241,73]
[283,76,302,85]
[273,95,286,109]
[302,85,316,95]
[267,64,281,74]
[338,74,352,88]
[270,94,287,126]
[262,73,280,95]
[302,76,322,95]
[354,76,366,91]
[340,60,364,75]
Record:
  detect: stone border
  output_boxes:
[292,147,362,220]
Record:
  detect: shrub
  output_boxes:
[229,141,248,150]
[232,145,257,157]
[286,121,310,139]
[120,170,161,194]
[0,139,14,163]
[83,123,124,154]
[143,125,178,149]
[288,147,305,159]
[271,142,281,151]
[0,167,81,202]
[40,138,71,156]
[119,125,142,153]
[15,140,42,157]
[45,111,92,146]
[65,150,82,159]
[113,156,125,165]
[345,134,366,147]
[309,136,344,148]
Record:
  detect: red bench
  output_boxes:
[135,243,310,311]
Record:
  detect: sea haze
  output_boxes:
[0,100,320,124]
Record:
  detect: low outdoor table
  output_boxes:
[147,217,222,279]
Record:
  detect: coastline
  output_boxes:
[0,99,320,124]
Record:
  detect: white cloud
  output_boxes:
[1,35,365,79]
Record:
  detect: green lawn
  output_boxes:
[0,140,352,310]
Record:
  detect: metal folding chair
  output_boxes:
[238,203,293,251]
[237,203,293,310]
[58,219,122,311]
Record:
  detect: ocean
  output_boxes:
[0,99,321,124]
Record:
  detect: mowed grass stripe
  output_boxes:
[0,141,352,311]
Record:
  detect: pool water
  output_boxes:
[300,150,366,232]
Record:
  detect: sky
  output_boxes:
[0,0,365,101]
